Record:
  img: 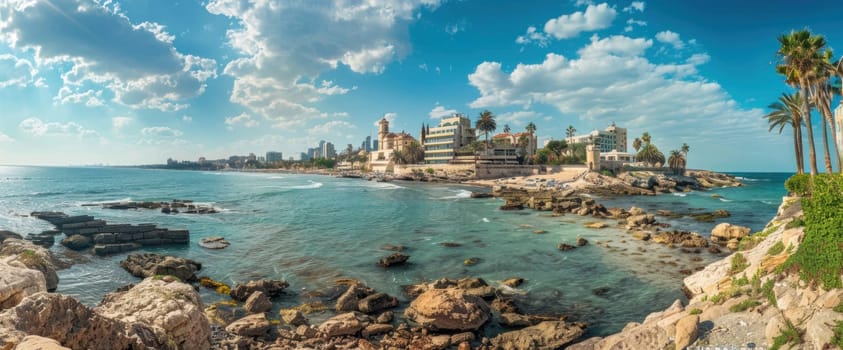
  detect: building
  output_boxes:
[372,140,378,151]
[569,122,628,153]
[421,114,477,164]
[322,142,336,159]
[266,151,283,163]
[361,136,372,152]
[300,152,310,161]
[370,117,419,162]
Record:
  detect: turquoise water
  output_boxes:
[0,166,788,337]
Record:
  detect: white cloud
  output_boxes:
[655,30,684,49]
[498,111,538,127]
[543,3,617,39]
[112,117,132,129]
[445,20,466,35]
[623,1,645,12]
[429,105,457,119]
[516,26,550,47]
[19,118,99,138]
[2,1,217,111]
[466,34,765,165]
[419,63,429,71]
[309,121,357,135]
[687,53,711,65]
[374,112,398,127]
[225,113,259,128]
[0,54,38,88]
[0,132,14,143]
[624,18,647,32]
[141,126,183,138]
[205,0,437,127]
[182,115,192,122]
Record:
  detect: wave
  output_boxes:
[482,218,490,223]
[440,190,472,200]
[719,198,733,202]
[672,193,687,197]
[735,176,768,182]
[78,197,133,205]
[268,176,285,179]
[761,200,777,205]
[289,181,323,190]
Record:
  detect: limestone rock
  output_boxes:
[0,239,59,292]
[230,279,289,301]
[336,284,374,312]
[198,236,230,249]
[243,291,272,314]
[710,223,750,244]
[60,235,92,250]
[14,335,70,350]
[358,292,398,314]
[119,253,202,282]
[279,309,308,326]
[361,323,393,337]
[404,288,490,331]
[674,315,698,350]
[0,262,46,310]
[225,313,270,337]
[626,214,655,229]
[96,278,210,349]
[502,278,524,288]
[377,253,409,267]
[805,309,843,349]
[584,222,607,229]
[491,321,585,350]
[319,312,370,337]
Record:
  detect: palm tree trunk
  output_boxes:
[796,122,804,174]
[820,107,834,173]
[818,90,840,173]
[800,85,818,175]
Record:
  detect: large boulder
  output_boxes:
[625,214,655,229]
[60,234,92,250]
[0,262,46,310]
[225,313,270,337]
[358,292,399,314]
[0,239,59,292]
[336,283,374,312]
[404,288,490,331]
[491,321,586,350]
[230,279,289,301]
[14,335,70,350]
[96,278,211,350]
[319,311,371,337]
[710,223,750,244]
[674,315,699,350]
[243,291,272,314]
[119,253,202,282]
[0,293,162,349]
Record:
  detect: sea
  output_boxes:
[0,166,791,337]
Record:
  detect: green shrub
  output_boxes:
[785,217,805,229]
[771,319,802,350]
[784,173,811,196]
[762,279,777,307]
[729,299,762,312]
[834,299,843,313]
[689,308,702,315]
[832,321,843,348]
[767,241,785,256]
[709,293,726,304]
[426,168,435,174]
[730,253,749,274]
[733,274,750,287]
[783,174,843,289]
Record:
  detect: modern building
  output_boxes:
[361,136,372,152]
[266,151,283,163]
[421,114,477,164]
[569,122,628,153]
[322,142,336,159]
[372,140,378,151]
[300,152,310,161]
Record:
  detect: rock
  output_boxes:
[382,244,406,252]
[0,262,46,310]
[710,223,751,243]
[362,323,393,337]
[726,238,740,250]
[119,253,202,282]
[60,235,93,250]
[0,293,164,349]
[626,214,655,228]
[592,287,611,296]
[707,245,721,254]
[319,312,370,337]
[225,313,270,337]
[491,297,520,314]
[25,233,55,248]
[805,309,843,349]
[631,231,651,241]
[534,229,547,234]
[471,192,494,198]
[499,313,541,328]
[280,309,308,326]
[558,243,576,251]
[439,242,462,248]
[628,206,646,216]
[376,311,393,324]
[584,222,607,229]
[0,230,23,243]
[674,315,699,350]
[336,284,374,312]
[96,277,210,349]
[0,239,59,293]
[198,236,230,249]
[404,288,490,331]
[464,257,481,266]
[14,335,71,350]
[230,279,289,301]
[243,291,272,314]
[576,237,589,246]
[502,278,524,288]
[377,253,409,267]
[358,292,399,314]
[491,321,586,350]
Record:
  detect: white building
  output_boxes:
[569,123,628,153]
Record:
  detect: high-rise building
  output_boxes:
[422,114,476,164]
[266,151,283,163]
[300,152,310,161]
[570,122,628,153]
[372,140,378,151]
[322,142,336,159]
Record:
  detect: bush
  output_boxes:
[762,279,777,306]
[730,253,749,274]
[771,320,801,350]
[689,308,702,315]
[767,241,785,256]
[425,168,435,174]
[832,321,843,349]
[784,174,811,196]
[729,299,762,312]
[785,217,805,229]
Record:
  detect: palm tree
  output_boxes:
[641,132,651,144]
[776,29,827,175]
[632,138,642,152]
[765,92,806,174]
[637,143,665,167]
[565,125,576,144]
[808,52,840,173]
[680,143,690,172]
[503,124,511,134]
[475,110,497,153]
[525,122,537,158]
[668,150,686,175]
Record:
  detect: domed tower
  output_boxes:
[378,117,389,151]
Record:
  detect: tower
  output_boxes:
[586,145,601,172]
[378,117,389,151]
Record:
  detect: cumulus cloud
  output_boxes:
[515,26,550,47]
[1,0,217,111]
[543,3,617,39]
[112,117,132,129]
[205,0,437,127]
[497,111,539,127]
[0,132,14,143]
[225,113,259,128]
[54,87,104,107]
[0,54,38,88]
[466,34,765,164]
[623,1,645,13]
[373,112,398,127]
[141,126,183,138]
[655,30,684,49]
[429,105,458,119]
[624,18,647,32]
[182,115,192,122]
[19,118,99,138]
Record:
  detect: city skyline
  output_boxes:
[1,0,842,171]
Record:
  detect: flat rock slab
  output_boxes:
[199,236,230,249]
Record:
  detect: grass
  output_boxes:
[729,299,762,312]
[767,241,786,256]
[831,321,843,349]
[730,253,749,274]
[733,274,749,287]
[785,217,805,229]
[761,279,777,307]
[689,308,702,315]
[834,299,843,313]
[770,319,801,350]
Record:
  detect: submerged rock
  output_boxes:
[119,253,202,282]
[230,279,289,301]
[198,236,230,249]
[377,253,409,267]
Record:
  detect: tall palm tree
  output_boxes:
[565,125,576,144]
[637,143,665,167]
[776,29,827,175]
[475,110,497,153]
[765,92,806,174]
[525,122,537,158]
[808,52,840,173]
[632,138,642,152]
[641,132,651,144]
[503,124,511,134]
[668,150,686,175]
[680,143,690,172]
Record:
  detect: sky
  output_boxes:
[0,0,842,171]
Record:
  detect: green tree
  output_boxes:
[765,92,806,174]
[641,132,651,144]
[637,143,665,167]
[475,110,497,152]
[668,150,686,175]
[632,138,642,152]
[503,124,511,133]
[565,125,576,144]
[545,140,568,163]
[776,29,827,175]
[808,51,840,173]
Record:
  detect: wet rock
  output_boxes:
[707,245,722,254]
[584,222,607,229]
[230,279,289,301]
[362,323,393,337]
[336,283,374,312]
[0,230,23,243]
[243,291,272,314]
[404,288,490,331]
[471,192,494,198]
[378,253,409,267]
[592,287,611,297]
[631,231,651,241]
[626,214,656,229]
[491,320,586,350]
[25,233,55,248]
[119,253,202,282]
[491,297,520,314]
[198,236,230,249]
[358,292,399,314]
[464,257,481,266]
[439,242,462,248]
[576,237,589,246]
[60,234,92,250]
[651,231,709,248]
[382,244,406,252]
[558,243,576,251]
[319,312,371,337]
[225,313,270,337]
[502,278,524,288]
[500,313,542,328]
[279,309,308,326]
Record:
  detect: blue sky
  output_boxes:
[0,0,841,171]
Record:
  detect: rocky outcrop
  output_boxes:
[319,311,371,337]
[229,279,289,301]
[492,321,586,350]
[96,278,211,350]
[404,288,490,331]
[60,234,92,250]
[335,283,399,314]
[119,253,202,282]
[243,291,272,314]
[0,238,59,292]
[14,335,70,350]
[225,313,270,337]
[0,262,46,310]
[83,199,218,214]
[709,223,751,245]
